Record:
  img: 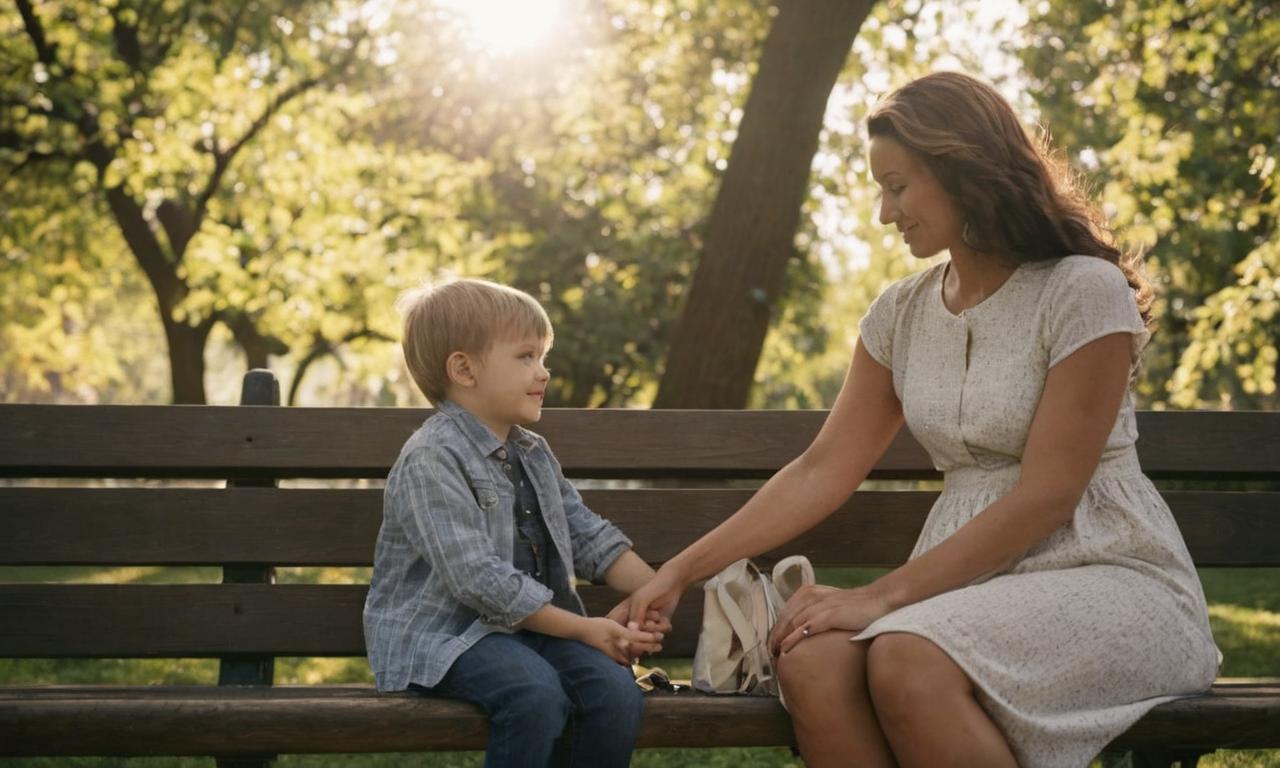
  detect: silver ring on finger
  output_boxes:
[801,626,810,637]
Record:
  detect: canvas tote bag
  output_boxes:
[691,554,815,697]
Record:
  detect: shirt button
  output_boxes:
[503,463,512,472]
[496,447,507,460]
[524,509,533,516]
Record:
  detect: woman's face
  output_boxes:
[869,135,965,259]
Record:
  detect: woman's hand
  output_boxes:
[639,608,673,638]
[608,563,684,634]
[768,584,894,656]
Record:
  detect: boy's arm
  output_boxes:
[519,602,660,664]
[396,445,553,630]
[542,443,633,582]
[602,549,656,595]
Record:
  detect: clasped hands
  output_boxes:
[607,567,894,662]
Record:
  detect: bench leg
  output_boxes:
[1100,749,1211,768]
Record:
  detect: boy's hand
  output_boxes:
[601,607,671,658]
[577,617,661,665]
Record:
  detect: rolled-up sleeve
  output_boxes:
[393,446,552,629]
[543,448,633,582]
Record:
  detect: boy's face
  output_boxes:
[466,334,551,439]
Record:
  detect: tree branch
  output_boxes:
[15,0,56,65]
[155,199,197,258]
[192,28,370,231]
[104,187,183,309]
[287,328,396,406]
[223,310,290,371]
[214,4,249,71]
[110,6,143,71]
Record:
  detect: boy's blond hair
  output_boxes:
[398,278,553,405]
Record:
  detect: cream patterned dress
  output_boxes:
[852,255,1220,768]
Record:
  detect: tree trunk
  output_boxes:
[228,312,288,373]
[103,187,212,404]
[164,316,214,404]
[654,0,874,409]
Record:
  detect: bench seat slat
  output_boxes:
[3,406,1279,479]
[3,488,1277,567]
[0,683,1275,755]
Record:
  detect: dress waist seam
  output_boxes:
[942,447,1142,493]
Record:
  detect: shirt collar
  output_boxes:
[436,400,539,457]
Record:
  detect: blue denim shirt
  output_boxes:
[362,400,633,691]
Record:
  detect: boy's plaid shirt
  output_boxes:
[362,400,632,691]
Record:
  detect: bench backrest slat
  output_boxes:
[3,406,1279,479]
[2,487,1276,568]
[0,583,699,657]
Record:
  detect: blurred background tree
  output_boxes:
[2,1,405,402]
[1022,0,1279,409]
[2,0,1275,411]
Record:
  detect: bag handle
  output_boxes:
[715,569,779,694]
[715,576,763,654]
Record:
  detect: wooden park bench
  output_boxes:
[1,369,1277,766]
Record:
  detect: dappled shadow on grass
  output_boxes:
[1200,569,1280,614]
[0,565,222,584]
[1208,604,1280,678]
[276,657,374,685]
[0,760,212,767]
[1199,567,1280,678]
[0,657,217,686]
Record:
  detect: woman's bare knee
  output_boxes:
[866,634,1016,768]
[777,631,867,708]
[867,633,969,719]
[779,634,895,768]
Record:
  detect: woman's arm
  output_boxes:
[602,550,674,640]
[616,340,904,626]
[770,331,1134,653]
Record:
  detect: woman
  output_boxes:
[613,72,1219,768]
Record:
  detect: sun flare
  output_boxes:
[438,0,564,55]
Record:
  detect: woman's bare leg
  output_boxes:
[867,633,1018,768]
[777,631,897,768]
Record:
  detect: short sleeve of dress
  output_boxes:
[858,280,901,369]
[1042,256,1149,369]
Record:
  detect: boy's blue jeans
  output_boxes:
[415,631,644,768]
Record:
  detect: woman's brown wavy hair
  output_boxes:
[866,72,1154,329]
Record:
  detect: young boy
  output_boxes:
[363,278,669,768]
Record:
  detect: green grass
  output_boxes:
[0,567,1275,767]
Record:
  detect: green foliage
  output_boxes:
[0,0,1038,409]
[1,0,415,402]
[5,0,1275,411]
[1021,0,1279,409]
[0,0,778,406]
[383,0,777,406]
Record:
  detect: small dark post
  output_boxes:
[217,369,280,768]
